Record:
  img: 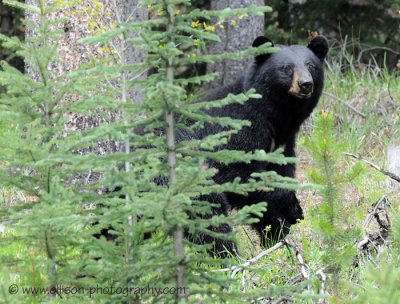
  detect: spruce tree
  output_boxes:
[0,0,300,302]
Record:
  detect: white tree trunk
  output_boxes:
[388,145,400,190]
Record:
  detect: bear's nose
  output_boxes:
[298,81,313,93]
[296,206,304,220]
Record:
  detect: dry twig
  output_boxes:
[286,240,309,280]
[323,92,366,118]
[357,196,391,254]
[316,268,327,304]
[215,239,329,303]
[214,240,286,277]
[344,152,400,183]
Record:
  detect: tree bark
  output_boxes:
[165,4,187,300]
[122,0,148,103]
[25,0,147,182]
[387,145,400,189]
[0,3,12,34]
[206,0,264,89]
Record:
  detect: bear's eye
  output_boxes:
[306,62,316,71]
[282,65,293,74]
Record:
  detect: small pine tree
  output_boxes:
[303,110,363,296]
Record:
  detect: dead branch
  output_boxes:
[316,268,327,304]
[214,240,286,277]
[273,296,294,303]
[215,239,328,303]
[251,295,294,304]
[357,46,400,64]
[323,92,366,119]
[241,269,246,291]
[344,152,400,183]
[286,240,309,280]
[362,196,391,230]
[357,196,391,255]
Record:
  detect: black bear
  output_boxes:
[95,36,328,258]
[191,35,329,255]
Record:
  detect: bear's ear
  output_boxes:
[252,36,274,64]
[308,35,329,62]
[252,36,274,48]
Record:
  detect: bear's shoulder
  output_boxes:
[200,77,244,102]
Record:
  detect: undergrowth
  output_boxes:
[1,27,399,303]
[229,41,400,302]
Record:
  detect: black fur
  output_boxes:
[187,36,329,254]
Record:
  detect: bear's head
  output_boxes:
[244,35,329,106]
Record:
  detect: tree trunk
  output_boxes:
[206,0,264,89]
[122,0,148,103]
[25,0,147,180]
[0,3,12,34]
[388,145,400,190]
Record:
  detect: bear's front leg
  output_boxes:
[252,189,303,244]
[186,193,238,257]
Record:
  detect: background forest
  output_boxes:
[0,0,400,303]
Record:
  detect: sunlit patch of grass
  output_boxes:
[0,186,29,207]
[318,46,400,158]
